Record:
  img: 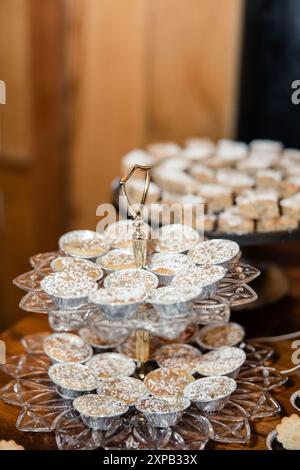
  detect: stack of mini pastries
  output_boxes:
[119,139,300,234]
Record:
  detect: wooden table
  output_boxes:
[1,243,300,450]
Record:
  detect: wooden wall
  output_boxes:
[69,0,244,229]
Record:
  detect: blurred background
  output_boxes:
[1,0,300,329]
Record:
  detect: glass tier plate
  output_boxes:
[0,340,286,450]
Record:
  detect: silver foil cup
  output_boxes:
[79,413,126,431]
[89,297,146,321]
[48,364,97,400]
[59,230,110,261]
[184,377,237,413]
[135,398,191,429]
[266,430,285,450]
[196,322,246,351]
[150,288,203,319]
[147,268,175,286]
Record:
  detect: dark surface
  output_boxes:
[237,0,300,147]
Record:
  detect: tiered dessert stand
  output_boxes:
[0,167,291,450]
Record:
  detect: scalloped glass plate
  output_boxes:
[217,281,258,307]
[0,354,52,378]
[29,251,60,273]
[47,305,98,332]
[19,291,54,314]
[21,332,50,355]
[13,270,47,292]
[193,296,230,325]
[206,402,251,444]
[225,263,261,285]
[231,381,281,420]
[238,366,288,391]
[0,378,54,406]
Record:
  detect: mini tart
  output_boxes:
[149,284,202,304]
[187,239,240,266]
[144,368,195,397]
[156,224,200,254]
[48,363,97,392]
[51,257,103,281]
[97,249,137,272]
[196,347,246,377]
[171,265,225,288]
[154,344,201,372]
[104,268,158,290]
[276,414,300,450]
[197,322,245,349]
[136,396,190,414]
[97,377,149,406]
[41,271,98,299]
[149,253,195,275]
[73,394,128,418]
[184,376,237,402]
[79,326,128,349]
[158,324,198,344]
[59,230,109,258]
[89,287,147,305]
[86,352,136,379]
[43,333,93,363]
[104,220,151,250]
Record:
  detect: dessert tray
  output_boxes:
[1,167,292,451]
[0,333,287,450]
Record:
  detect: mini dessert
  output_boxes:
[135,396,190,428]
[48,363,97,399]
[117,333,161,359]
[281,176,300,198]
[97,377,149,406]
[187,239,240,268]
[181,146,213,162]
[41,272,98,308]
[284,148,300,161]
[237,154,278,173]
[198,184,232,213]
[184,376,237,412]
[276,414,300,450]
[43,333,93,363]
[185,136,215,152]
[196,346,246,378]
[236,189,279,219]
[257,216,298,233]
[104,220,151,250]
[216,169,254,194]
[149,253,195,285]
[89,287,147,319]
[157,156,190,172]
[158,323,198,344]
[154,343,201,372]
[280,193,300,220]
[218,207,255,234]
[97,249,137,272]
[256,169,282,190]
[51,257,103,281]
[196,322,245,350]
[121,149,155,177]
[189,163,215,183]
[79,326,128,350]
[73,394,129,430]
[0,440,24,450]
[147,141,181,160]
[152,169,197,194]
[171,265,225,298]
[86,352,136,379]
[249,139,283,154]
[124,178,161,205]
[144,368,195,397]
[104,269,158,291]
[59,230,109,259]
[149,284,202,317]
[216,140,248,163]
[156,224,200,254]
